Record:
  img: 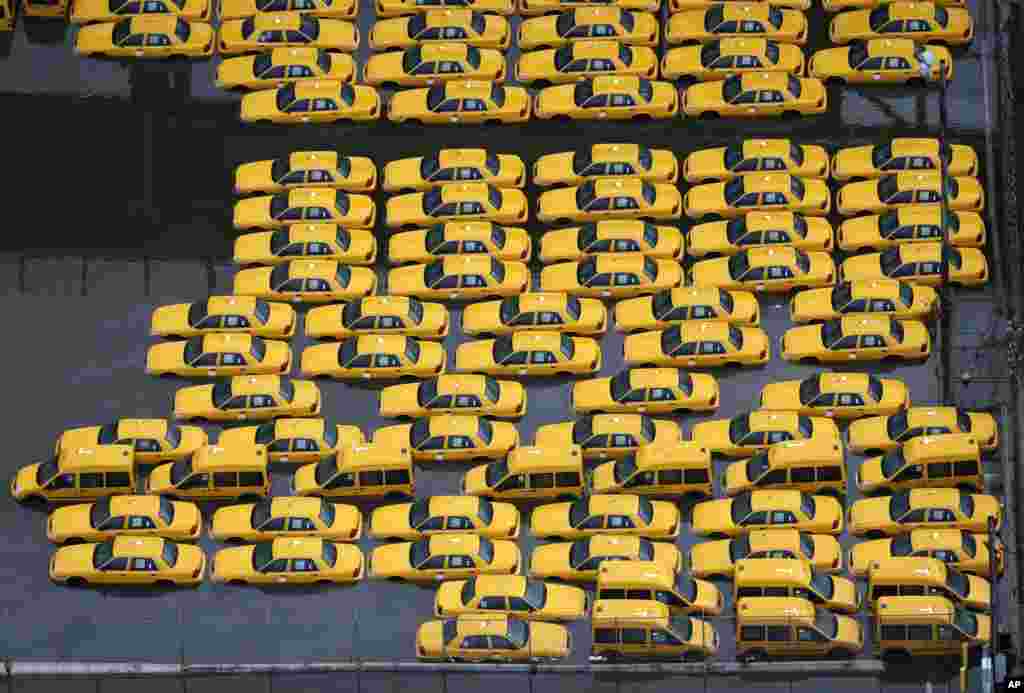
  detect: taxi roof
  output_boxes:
[592,253,652,273]
[748,489,806,512]
[592,599,670,622]
[426,414,484,436]
[433,374,491,395]
[904,432,977,453]
[903,406,960,426]
[585,494,641,515]
[676,321,735,341]
[862,38,921,57]
[908,528,969,550]
[747,528,802,550]
[892,206,944,223]
[816,372,873,392]
[589,75,645,93]
[745,246,803,266]
[590,177,647,197]
[566,41,624,59]
[269,496,325,517]
[626,367,680,388]
[887,170,944,187]
[741,211,802,230]
[444,80,498,98]
[288,187,343,205]
[746,410,802,429]
[664,286,729,305]
[290,81,349,99]
[571,6,625,20]
[438,182,495,202]
[249,13,305,30]
[587,413,648,436]
[731,173,798,192]
[422,8,478,24]
[452,615,513,636]
[339,443,410,469]
[352,334,413,353]
[415,43,472,60]
[286,224,343,242]
[432,149,492,168]
[108,495,165,516]
[288,150,340,169]
[736,557,812,582]
[868,555,946,578]
[508,332,568,350]
[836,315,896,334]
[464,574,528,597]
[57,445,133,472]
[273,417,327,438]
[270,536,325,558]
[435,221,502,240]
[287,259,341,278]
[127,15,183,31]
[738,72,794,90]
[588,143,644,162]
[737,596,815,619]
[589,223,657,241]
[515,292,571,312]
[192,444,267,472]
[229,374,290,395]
[269,46,322,63]
[354,295,417,317]
[428,495,485,515]
[895,241,943,262]
[204,295,260,315]
[586,534,644,554]
[111,536,169,557]
[428,533,483,553]
[507,444,581,471]
[887,2,941,20]
[907,488,962,507]
[847,279,906,300]
[199,333,257,351]
[598,559,673,582]
[875,595,956,618]
[114,418,170,438]
[440,254,499,273]
[740,138,794,156]
[715,3,780,19]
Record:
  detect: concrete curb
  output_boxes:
[4,659,886,677]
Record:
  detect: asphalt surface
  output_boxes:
[0,0,1012,686]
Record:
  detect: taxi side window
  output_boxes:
[798,627,826,642]
[268,439,291,453]
[496,474,526,491]
[239,472,265,486]
[683,468,709,484]
[880,624,908,640]
[418,436,445,451]
[766,626,791,642]
[128,516,156,529]
[531,473,555,488]
[928,462,952,478]
[359,470,384,486]
[326,472,355,489]
[80,473,105,488]
[292,559,317,572]
[461,635,490,649]
[132,558,158,571]
[446,516,472,530]
[740,625,765,641]
[180,472,210,489]
[214,472,238,487]
[479,596,506,610]
[448,555,474,569]
[556,471,581,487]
[418,516,444,530]
[621,628,647,644]
[954,460,978,476]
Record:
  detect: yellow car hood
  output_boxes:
[688,538,732,576]
[759,380,803,409]
[174,384,215,418]
[382,158,427,191]
[388,88,429,117]
[370,541,414,576]
[829,10,873,39]
[462,463,491,495]
[693,499,736,535]
[685,183,728,215]
[217,56,260,90]
[213,545,256,580]
[292,462,321,494]
[378,382,421,417]
[537,186,579,220]
[840,252,883,280]
[685,148,730,180]
[529,541,572,576]
[539,262,580,292]
[571,377,611,410]
[456,340,498,371]
[47,504,94,538]
[50,544,96,578]
[623,330,665,362]
[373,424,412,450]
[233,196,273,227]
[589,460,619,493]
[689,419,732,450]
[689,256,732,287]
[532,152,576,185]
[210,503,254,536]
[150,304,192,336]
[58,427,102,452]
[300,342,342,375]
[75,23,116,53]
[217,426,259,448]
[146,341,187,372]
[364,50,408,82]
[529,622,571,657]
[416,620,446,656]
[146,462,176,494]
[849,539,889,575]
[233,266,274,296]
[370,503,413,536]
[724,459,751,492]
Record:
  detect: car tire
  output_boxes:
[632,114,653,122]
[228,579,247,586]
[187,417,208,425]
[825,77,845,87]
[533,80,552,89]
[676,76,696,88]
[641,362,657,368]
[865,530,885,540]
[673,407,692,414]
[698,111,718,120]
[63,537,85,546]
[387,576,405,583]
[226,537,245,544]
[707,573,728,582]
[156,579,176,588]
[782,110,800,120]
[907,77,926,88]
[20,495,45,506]
[317,579,333,586]
[708,533,727,540]
[157,373,175,379]
[381,81,399,90]
[829,648,855,659]
[800,357,818,366]
[484,119,502,126]
[66,577,87,587]
[556,494,577,502]
[385,491,408,499]
[743,649,767,664]
[406,119,423,126]
[552,115,572,123]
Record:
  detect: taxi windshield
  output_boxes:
[700,41,722,67]
[251,500,273,528]
[410,418,432,448]
[572,416,595,445]
[810,571,834,599]
[409,499,431,528]
[36,458,60,486]
[722,75,743,103]
[478,537,495,563]
[945,567,969,597]
[252,542,276,571]
[745,452,770,481]
[724,177,746,205]
[460,577,477,604]
[880,449,907,479]
[314,456,340,486]
[162,540,178,567]
[402,46,425,73]
[724,414,750,443]
[729,535,752,561]
[954,607,978,636]
[814,608,838,639]
[727,252,751,280]
[799,375,821,403]
[410,539,432,567]
[613,454,638,484]
[569,500,591,528]
[569,539,591,567]
[90,497,113,528]
[212,381,233,407]
[961,532,977,557]
[730,493,753,523]
[322,540,337,567]
[868,5,891,30]
[889,490,911,519]
[170,459,193,486]
[275,83,297,112]
[872,143,894,169]
[610,370,632,402]
[676,576,698,602]
[524,579,547,608]
[891,533,914,556]
[485,459,510,487]
[831,282,853,310]
[92,541,115,569]
[506,618,529,648]
[319,498,335,527]
[477,497,494,524]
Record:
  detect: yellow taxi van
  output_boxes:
[735,596,863,661]
[724,438,845,497]
[591,599,718,661]
[293,443,415,498]
[734,557,859,613]
[596,560,723,616]
[147,444,270,500]
[462,445,585,500]
[866,556,991,612]
[857,433,983,495]
[874,595,990,660]
[589,442,712,497]
[12,445,135,504]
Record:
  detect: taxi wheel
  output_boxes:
[829,648,854,659]
[225,537,245,544]
[707,533,727,540]
[186,417,208,424]
[335,119,355,127]
[861,449,882,457]
[782,111,800,120]
[387,577,405,583]
[156,580,176,588]
[640,363,658,369]
[676,76,696,88]
[743,649,767,663]
[157,373,175,379]
[552,115,571,123]
[556,218,571,225]
[399,375,419,383]
[63,537,85,546]
[632,114,652,122]
[532,80,551,89]
[799,357,818,366]
[20,495,45,506]
[907,78,926,88]
[239,494,263,503]
[865,531,885,540]
[228,579,247,586]
[698,112,719,120]
[672,407,693,414]
[316,580,333,586]
[706,573,728,582]
[484,119,503,126]
[66,577,87,588]
[381,82,400,90]
[825,77,845,88]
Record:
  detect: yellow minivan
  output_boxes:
[591,599,718,662]
[875,595,990,660]
[735,597,863,661]
[724,439,846,497]
[462,445,584,500]
[293,443,415,498]
[866,556,991,612]
[12,445,135,504]
[590,443,712,497]
[734,558,859,613]
[857,433,983,495]
[596,560,723,616]
[147,444,270,500]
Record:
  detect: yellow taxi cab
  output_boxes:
[386,183,528,228]
[733,558,860,613]
[233,188,375,230]
[173,375,321,422]
[387,80,531,125]
[305,296,449,340]
[516,41,658,87]
[539,179,682,224]
[210,497,362,542]
[372,414,519,462]
[683,140,828,183]
[539,222,684,263]
[145,444,270,499]
[838,208,985,252]
[233,226,376,267]
[781,316,931,364]
[383,149,526,193]
[535,413,681,460]
[365,44,506,88]
[151,297,295,339]
[47,496,202,544]
[370,495,519,539]
[572,367,719,414]
[836,173,984,215]
[518,8,660,50]
[684,72,827,119]
[217,48,356,91]
[379,374,526,419]
[687,528,842,579]
[624,322,771,368]
[671,0,808,8]
[687,212,833,258]
[75,17,214,57]
[540,255,683,299]
[790,280,938,323]
[849,529,1002,578]
[666,5,808,46]
[530,535,681,581]
[848,488,1001,538]
[594,561,722,616]
[736,597,863,661]
[212,537,363,584]
[233,260,377,303]
[145,334,292,378]
[829,2,974,45]
[855,433,983,495]
[590,599,719,660]
[50,537,205,587]
[520,0,656,13]
[240,81,381,125]
[614,287,759,333]
[689,247,836,293]
[461,292,607,337]
[219,14,358,54]
[290,442,414,498]
[370,534,520,581]
[300,335,446,380]
[376,0,513,17]
[370,9,511,50]
[455,332,601,376]
[759,372,909,419]
[824,0,968,10]
[686,174,831,221]
[692,490,844,537]
[386,257,529,300]
[416,615,570,662]
[689,410,840,458]
[388,222,530,264]
[217,417,364,463]
[220,0,354,19]
[663,39,805,86]
[534,76,678,121]
[435,575,588,620]
[833,140,976,181]
[810,39,952,85]
[55,419,207,464]
[234,151,376,194]
[71,0,209,22]
[839,242,989,287]
[534,144,677,188]
[848,407,997,455]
